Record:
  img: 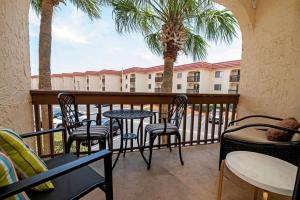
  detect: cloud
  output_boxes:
[52,23,88,44]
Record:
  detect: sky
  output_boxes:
[29,4,242,75]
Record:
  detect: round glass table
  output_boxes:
[103,109,154,169]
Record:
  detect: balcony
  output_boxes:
[228,89,238,94]
[186,89,199,94]
[130,88,135,92]
[130,77,136,83]
[154,88,161,92]
[102,87,105,91]
[229,75,240,82]
[155,77,163,83]
[187,76,200,82]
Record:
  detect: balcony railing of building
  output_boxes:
[155,77,163,83]
[102,87,105,91]
[187,76,200,82]
[30,90,239,158]
[130,88,135,92]
[229,75,240,82]
[154,88,161,93]
[228,89,238,94]
[130,78,135,83]
[186,89,199,94]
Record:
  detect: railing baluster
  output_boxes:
[182,104,187,146]
[158,104,162,148]
[204,104,209,144]
[150,104,153,124]
[130,104,134,151]
[47,105,54,158]
[86,104,90,120]
[211,104,217,143]
[140,104,144,146]
[231,104,237,122]
[190,104,195,145]
[218,104,224,142]
[109,104,113,150]
[197,104,202,144]
[34,105,42,156]
[224,104,230,131]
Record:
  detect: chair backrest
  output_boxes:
[57,93,80,135]
[169,94,188,127]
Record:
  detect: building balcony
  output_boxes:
[229,75,240,82]
[155,77,163,82]
[102,87,105,91]
[228,89,238,94]
[130,77,135,83]
[187,76,200,82]
[130,88,135,92]
[186,89,199,93]
[154,88,161,93]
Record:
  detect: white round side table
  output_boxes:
[217,151,298,200]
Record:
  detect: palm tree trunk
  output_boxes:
[39,0,54,155]
[161,56,175,93]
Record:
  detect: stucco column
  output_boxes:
[0,1,33,132]
[217,0,300,120]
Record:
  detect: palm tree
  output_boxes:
[30,0,104,153]
[112,0,238,92]
[30,0,103,90]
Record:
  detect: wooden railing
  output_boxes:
[30,90,239,158]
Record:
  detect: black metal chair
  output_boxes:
[293,157,300,200]
[219,115,300,168]
[58,93,108,156]
[0,128,113,200]
[144,94,188,170]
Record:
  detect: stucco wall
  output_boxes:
[218,0,300,120]
[105,75,122,92]
[0,0,33,133]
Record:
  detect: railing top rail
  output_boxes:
[30,90,239,105]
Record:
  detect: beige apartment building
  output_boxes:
[31,60,240,94]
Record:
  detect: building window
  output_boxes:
[177,84,182,90]
[177,73,182,79]
[125,75,128,80]
[148,84,151,89]
[148,74,151,79]
[214,84,222,91]
[215,71,223,78]
[125,84,128,89]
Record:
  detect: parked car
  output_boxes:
[53,107,120,136]
[208,109,223,124]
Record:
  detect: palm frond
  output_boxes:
[184,28,208,61]
[145,32,162,56]
[194,9,238,44]
[69,0,102,19]
[30,0,42,15]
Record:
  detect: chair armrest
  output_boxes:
[229,115,283,126]
[223,123,300,137]
[21,128,66,139]
[0,150,112,199]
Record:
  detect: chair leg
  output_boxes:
[87,140,92,155]
[147,134,156,170]
[76,140,80,157]
[67,137,74,154]
[217,160,225,200]
[176,132,184,165]
[143,131,148,152]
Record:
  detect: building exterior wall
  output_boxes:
[74,76,87,91]
[219,0,300,120]
[87,75,101,91]
[0,0,33,133]
[31,77,39,89]
[51,77,63,90]
[105,75,122,92]
[63,77,74,90]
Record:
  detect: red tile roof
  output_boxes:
[73,72,85,76]
[99,70,121,75]
[212,60,240,69]
[62,73,74,77]
[51,74,62,78]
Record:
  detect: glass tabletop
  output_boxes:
[103,109,154,119]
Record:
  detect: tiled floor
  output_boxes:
[83,144,291,200]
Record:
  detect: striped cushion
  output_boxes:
[145,123,178,134]
[0,129,54,191]
[72,125,108,139]
[0,152,29,200]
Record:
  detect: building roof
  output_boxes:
[61,73,74,77]
[73,72,85,76]
[99,69,121,75]
[212,60,240,69]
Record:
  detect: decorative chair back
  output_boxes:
[168,94,188,128]
[58,93,80,135]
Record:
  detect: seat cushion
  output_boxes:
[145,123,178,134]
[72,125,108,139]
[28,154,105,200]
[0,128,54,191]
[0,152,29,200]
[224,126,278,144]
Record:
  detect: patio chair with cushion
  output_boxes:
[58,93,109,156]
[219,115,300,168]
[0,128,113,200]
[144,94,188,170]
